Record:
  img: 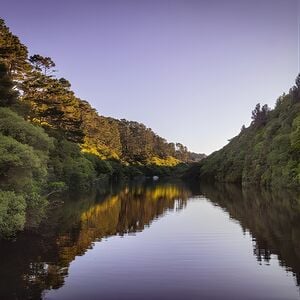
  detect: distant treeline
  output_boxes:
[186,76,300,188]
[0,18,204,237]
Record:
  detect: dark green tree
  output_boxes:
[0,63,18,107]
[29,54,56,76]
[251,103,269,126]
[0,18,30,80]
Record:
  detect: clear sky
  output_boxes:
[1,0,298,154]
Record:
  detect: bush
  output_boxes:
[84,153,113,176]
[0,191,26,238]
[0,134,48,192]
[48,138,97,191]
[0,107,53,151]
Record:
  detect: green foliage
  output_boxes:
[0,116,50,235]
[116,119,201,164]
[84,153,113,175]
[80,103,122,159]
[0,63,18,106]
[48,139,96,191]
[48,181,67,193]
[0,109,52,210]
[0,107,53,151]
[189,80,300,188]
[66,157,96,190]
[29,54,56,76]
[0,191,26,238]
[21,71,84,143]
[291,116,300,151]
[251,103,270,127]
[0,18,30,80]
[0,134,47,191]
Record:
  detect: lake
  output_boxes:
[0,181,299,299]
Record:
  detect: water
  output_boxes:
[0,181,299,299]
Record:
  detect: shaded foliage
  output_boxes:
[0,63,18,107]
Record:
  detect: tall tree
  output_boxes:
[21,70,84,143]
[0,19,30,80]
[29,54,56,76]
[251,103,269,126]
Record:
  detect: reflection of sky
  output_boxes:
[1,0,298,154]
[45,198,299,300]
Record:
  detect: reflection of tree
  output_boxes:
[200,183,300,285]
[56,184,189,267]
[0,182,190,299]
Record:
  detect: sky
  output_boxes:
[1,0,298,154]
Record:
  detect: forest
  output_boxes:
[0,19,204,237]
[186,75,300,188]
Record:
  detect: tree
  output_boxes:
[251,103,269,126]
[59,77,71,89]
[175,143,189,161]
[0,107,53,151]
[21,71,84,143]
[296,73,300,89]
[79,102,122,159]
[29,54,56,76]
[0,18,30,80]
[0,63,18,107]
[291,74,300,102]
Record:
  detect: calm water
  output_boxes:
[0,181,300,300]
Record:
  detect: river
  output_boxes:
[0,181,299,299]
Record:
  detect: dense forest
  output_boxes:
[0,19,204,237]
[186,76,300,188]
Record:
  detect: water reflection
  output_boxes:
[199,183,300,286]
[0,181,300,299]
[0,182,190,299]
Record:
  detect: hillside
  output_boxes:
[0,18,204,237]
[187,77,300,188]
[0,19,204,163]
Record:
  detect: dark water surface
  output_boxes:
[0,181,300,299]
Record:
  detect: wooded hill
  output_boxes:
[0,18,204,237]
[186,77,300,188]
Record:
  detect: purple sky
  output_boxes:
[1,0,298,154]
